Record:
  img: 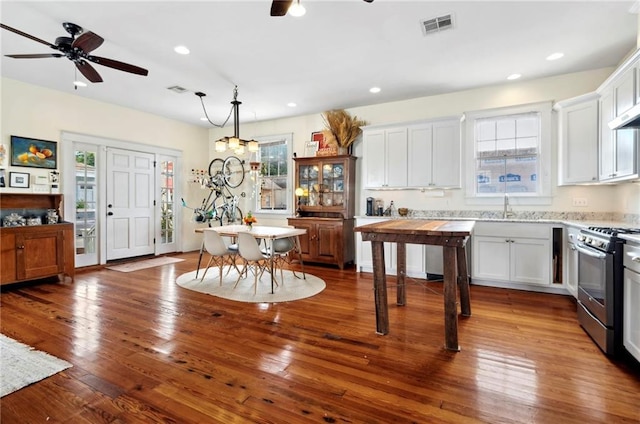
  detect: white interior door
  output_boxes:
[106,148,155,260]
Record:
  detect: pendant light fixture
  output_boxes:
[196,86,260,155]
[288,0,306,17]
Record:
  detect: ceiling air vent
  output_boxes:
[420,13,453,36]
[167,85,189,94]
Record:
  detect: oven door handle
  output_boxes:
[575,243,607,259]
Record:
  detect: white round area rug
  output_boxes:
[176,266,326,303]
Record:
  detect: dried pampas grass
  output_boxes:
[322,109,368,149]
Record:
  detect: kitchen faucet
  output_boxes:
[503,193,515,219]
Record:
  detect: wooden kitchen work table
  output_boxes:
[354,219,475,351]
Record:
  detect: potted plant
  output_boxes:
[321,109,368,155]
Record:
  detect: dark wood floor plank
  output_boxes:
[1,251,639,423]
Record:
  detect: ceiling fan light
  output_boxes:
[248,140,259,152]
[215,139,227,152]
[74,80,87,87]
[234,145,245,155]
[289,1,306,17]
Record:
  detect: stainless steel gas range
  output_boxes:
[575,226,640,355]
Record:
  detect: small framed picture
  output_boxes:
[9,171,30,188]
[304,141,319,157]
[49,171,60,184]
[0,169,6,188]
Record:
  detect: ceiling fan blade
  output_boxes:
[87,55,148,76]
[5,53,64,59]
[76,60,103,83]
[270,0,293,16]
[0,23,57,49]
[72,31,104,53]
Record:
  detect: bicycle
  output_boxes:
[183,156,246,226]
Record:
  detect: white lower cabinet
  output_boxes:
[355,218,426,278]
[623,242,640,363]
[472,222,553,290]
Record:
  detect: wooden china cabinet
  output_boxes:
[0,193,75,285]
[288,155,356,269]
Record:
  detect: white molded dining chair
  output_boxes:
[262,237,296,283]
[200,229,235,285]
[235,231,276,294]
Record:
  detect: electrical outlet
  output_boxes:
[572,197,588,207]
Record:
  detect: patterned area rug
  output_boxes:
[0,334,72,397]
[106,257,184,272]
[176,267,326,303]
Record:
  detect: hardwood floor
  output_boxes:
[1,252,639,423]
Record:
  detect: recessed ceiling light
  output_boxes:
[74,81,87,87]
[546,52,564,61]
[287,102,297,107]
[507,74,521,80]
[369,86,381,93]
[174,45,190,55]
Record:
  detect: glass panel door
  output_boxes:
[75,147,98,267]
[157,155,178,254]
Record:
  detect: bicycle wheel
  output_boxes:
[221,206,243,225]
[222,156,245,188]
[207,158,224,178]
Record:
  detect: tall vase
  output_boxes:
[337,146,348,156]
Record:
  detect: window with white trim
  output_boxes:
[465,102,552,201]
[252,133,292,213]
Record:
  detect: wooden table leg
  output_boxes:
[457,244,471,317]
[443,245,460,351]
[371,240,389,335]
[396,242,406,306]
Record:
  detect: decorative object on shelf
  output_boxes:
[304,141,319,157]
[3,213,26,227]
[46,209,59,225]
[398,207,409,217]
[0,143,6,167]
[313,131,336,156]
[195,86,259,156]
[9,171,30,188]
[10,135,57,169]
[49,170,59,184]
[243,211,257,229]
[321,109,368,155]
[0,169,5,188]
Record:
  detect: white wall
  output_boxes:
[209,67,639,223]
[1,77,209,251]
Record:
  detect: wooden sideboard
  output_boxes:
[0,193,75,285]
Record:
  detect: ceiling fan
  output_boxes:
[270,0,373,17]
[0,22,148,83]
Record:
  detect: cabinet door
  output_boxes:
[566,243,578,298]
[407,124,432,187]
[624,269,640,362]
[16,229,64,280]
[289,220,314,257]
[472,236,510,282]
[510,237,551,286]
[1,232,17,283]
[599,89,616,180]
[363,130,386,188]
[613,66,636,116]
[385,128,408,188]
[316,222,340,261]
[559,99,598,184]
[431,120,461,187]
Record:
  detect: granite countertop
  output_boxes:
[354,211,639,230]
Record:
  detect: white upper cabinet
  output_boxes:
[598,54,639,182]
[363,127,408,189]
[364,117,461,190]
[555,93,599,185]
[407,119,461,188]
